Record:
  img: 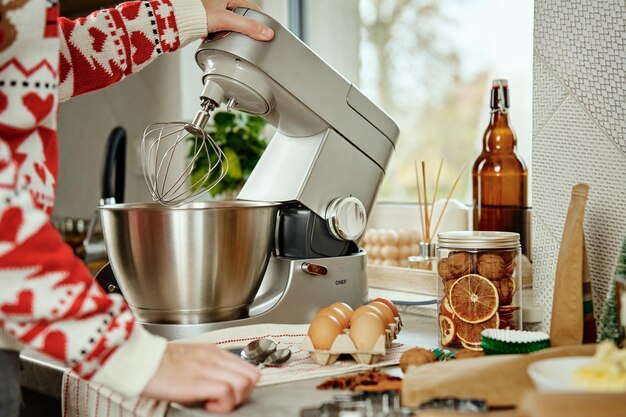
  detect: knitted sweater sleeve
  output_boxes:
[0,223,168,397]
[0,0,207,399]
[58,0,207,100]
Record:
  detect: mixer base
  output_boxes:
[139,252,369,340]
[129,304,249,325]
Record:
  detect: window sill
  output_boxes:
[364,201,542,325]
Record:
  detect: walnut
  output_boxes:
[438,252,472,280]
[500,250,519,265]
[490,277,514,306]
[477,253,507,280]
[443,279,456,298]
[399,347,436,373]
[497,276,515,306]
[438,258,452,279]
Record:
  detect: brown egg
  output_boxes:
[373,297,399,317]
[330,302,354,320]
[351,305,388,326]
[368,301,395,325]
[308,314,343,350]
[350,311,385,350]
[316,306,350,329]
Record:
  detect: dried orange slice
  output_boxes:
[449,274,499,324]
[499,305,520,311]
[460,340,483,351]
[441,297,455,318]
[508,275,517,295]
[439,314,456,346]
[506,261,517,274]
[456,312,500,345]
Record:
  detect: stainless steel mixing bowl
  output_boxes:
[99,201,279,324]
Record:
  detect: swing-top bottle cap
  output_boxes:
[492,79,509,88]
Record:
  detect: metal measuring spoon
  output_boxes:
[240,339,276,364]
[261,348,291,367]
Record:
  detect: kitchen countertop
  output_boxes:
[20,310,438,416]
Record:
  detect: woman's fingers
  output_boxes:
[212,349,260,403]
[200,380,237,412]
[225,0,261,12]
[218,349,260,382]
[142,343,260,409]
[204,368,254,405]
[202,0,274,41]
[213,10,274,41]
[200,347,258,405]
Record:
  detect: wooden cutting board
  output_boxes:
[402,344,596,408]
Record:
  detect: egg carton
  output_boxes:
[391,316,403,333]
[303,318,402,366]
[384,317,402,342]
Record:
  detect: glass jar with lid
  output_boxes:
[437,231,522,350]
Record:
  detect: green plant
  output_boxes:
[188,111,268,197]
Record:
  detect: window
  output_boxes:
[302,0,534,204]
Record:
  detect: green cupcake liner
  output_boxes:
[481,329,550,355]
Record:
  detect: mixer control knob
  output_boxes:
[326,197,367,241]
[301,263,328,276]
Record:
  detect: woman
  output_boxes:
[0,1,273,415]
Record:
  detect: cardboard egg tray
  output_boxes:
[302,317,402,365]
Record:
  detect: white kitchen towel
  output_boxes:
[179,323,412,387]
[62,370,168,417]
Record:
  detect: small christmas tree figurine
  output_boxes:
[600,236,626,347]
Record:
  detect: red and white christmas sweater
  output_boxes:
[0,0,207,397]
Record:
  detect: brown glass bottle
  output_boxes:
[472,80,530,257]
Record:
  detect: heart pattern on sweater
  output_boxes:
[0,91,7,114]
[1,290,33,315]
[22,93,54,123]
[42,330,68,362]
[130,31,155,66]
[0,206,23,244]
[34,162,47,183]
[120,2,141,20]
[88,27,107,53]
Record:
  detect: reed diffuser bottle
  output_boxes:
[472,79,531,258]
[409,161,464,270]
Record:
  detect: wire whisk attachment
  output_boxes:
[142,100,228,206]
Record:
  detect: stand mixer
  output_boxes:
[98,8,399,340]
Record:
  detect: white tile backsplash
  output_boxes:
[532,0,626,333]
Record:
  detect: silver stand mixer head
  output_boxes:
[99,8,401,340]
[141,97,228,206]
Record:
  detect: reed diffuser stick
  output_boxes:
[429,159,444,238]
[421,161,430,242]
[414,161,426,241]
[414,160,466,245]
[430,164,467,239]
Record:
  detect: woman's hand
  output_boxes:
[142,343,260,413]
[201,0,274,41]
